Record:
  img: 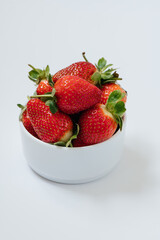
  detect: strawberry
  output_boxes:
[53,61,96,84]
[54,123,80,147]
[17,104,38,138]
[27,98,73,143]
[54,75,102,114]
[52,53,122,85]
[28,64,54,95]
[30,75,101,115]
[100,83,127,105]
[77,90,126,145]
[72,137,88,147]
[36,80,53,95]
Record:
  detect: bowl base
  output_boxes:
[29,163,117,185]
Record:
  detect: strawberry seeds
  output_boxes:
[18,53,127,147]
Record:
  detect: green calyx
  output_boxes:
[45,99,58,114]
[54,123,79,148]
[30,88,58,114]
[47,73,54,87]
[17,103,27,121]
[28,64,54,87]
[91,57,122,86]
[82,53,122,86]
[106,90,126,130]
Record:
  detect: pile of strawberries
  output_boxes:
[18,53,127,147]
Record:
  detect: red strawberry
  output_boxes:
[100,83,127,105]
[54,75,102,114]
[78,90,126,145]
[28,64,54,95]
[36,80,53,95]
[22,110,39,138]
[52,53,122,85]
[78,104,117,145]
[27,98,73,143]
[72,137,88,147]
[17,104,38,138]
[53,61,96,84]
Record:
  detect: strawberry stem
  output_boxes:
[30,88,56,99]
[82,52,89,62]
[30,94,53,98]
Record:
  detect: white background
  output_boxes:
[0,0,160,239]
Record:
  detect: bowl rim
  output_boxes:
[20,116,126,150]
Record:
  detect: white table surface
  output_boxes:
[0,0,160,239]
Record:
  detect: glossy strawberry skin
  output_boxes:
[36,80,53,95]
[52,61,96,84]
[22,110,38,138]
[54,76,102,115]
[78,104,117,145]
[72,136,89,147]
[100,83,127,105]
[27,99,73,143]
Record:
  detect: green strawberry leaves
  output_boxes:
[53,141,66,147]
[106,90,126,130]
[66,124,79,147]
[45,100,58,114]
[28,64,53,85]
[17,103,27,121]
[91,57,122,86]
[114,101,126,117]
[28,70,39,81]
[97,58,107,70]
[28,64,55,113]
[17,104,25,109]
[82,53,122,85]
[54,123,79,147]
[107,90,125,103]
[91,72,101,85]
[48,73,54,87]
[114,116,123,131]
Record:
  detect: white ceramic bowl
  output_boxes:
[20,121,125,184]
